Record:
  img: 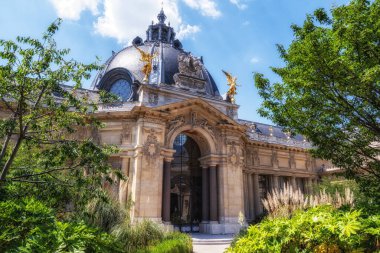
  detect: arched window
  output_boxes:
[109,79,132,102]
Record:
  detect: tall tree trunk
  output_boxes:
[0,133,12,163]
[0,135,23,182]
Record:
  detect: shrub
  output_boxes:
[112,219,165,252]
[137,232,192,253]
[81,195,127,233]
[0,198,123,252]
[262,184,354,218]
[227,205,380,253]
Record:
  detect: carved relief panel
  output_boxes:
[271,150,279,168]
[173,53,207,92]
[227,141,243,167]
[142,129,161,166]
[120,122,132,145]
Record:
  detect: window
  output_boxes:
[109,79,132,102]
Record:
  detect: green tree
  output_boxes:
[0,19,122,210]
[254,0,380,207]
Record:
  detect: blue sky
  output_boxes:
[0,0,349,124]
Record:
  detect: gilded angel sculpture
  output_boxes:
[134,45,158,83]
[222,70,239,104]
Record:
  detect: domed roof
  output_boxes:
[91,9,221,98]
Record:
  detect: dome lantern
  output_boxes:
[146,8,175,44]
[157,8,167,24]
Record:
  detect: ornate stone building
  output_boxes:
[88,10,328,234]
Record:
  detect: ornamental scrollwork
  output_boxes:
[173,53,206,92]
[143,129,161,165]
[227,141,241,166]
[167,115,186,136]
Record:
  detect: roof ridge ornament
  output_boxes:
[222,70,240,104]
[134,45,158,83]
[157,7,167,24]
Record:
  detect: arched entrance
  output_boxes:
[170,134,202,232]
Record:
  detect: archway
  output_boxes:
[170,134,202,232]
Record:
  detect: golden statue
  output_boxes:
[134,45,158,83]
[222,70,239,104]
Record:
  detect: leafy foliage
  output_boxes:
[0,18,119,188]
[254,0,380,206]
[228,205,380,253]
[137,232,193,253]
[0,18,123,222]
[0,198,123,252]
[112,220,165,252]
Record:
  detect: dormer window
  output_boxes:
[109,79,132,102]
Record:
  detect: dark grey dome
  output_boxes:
[91,9,221,98]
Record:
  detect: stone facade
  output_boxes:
[0,9,333,235]
[93,95,330,234]
[86,10,334,234]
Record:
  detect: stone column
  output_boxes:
[291,176,297,191]
[201,166,210,223]
[307,178,313,194]
[253,173,261,217]
[119,157,130,206]
[248,173,255,220]
[162,159,171,223]
[272,175,279,192]
[209,165,218,222]
[243,173,249,220]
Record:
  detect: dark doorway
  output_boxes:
[170,134,202,232]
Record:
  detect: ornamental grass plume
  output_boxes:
[262,184,354,218]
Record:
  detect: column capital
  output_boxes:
[198,154,221,167]
[163,157,174,163]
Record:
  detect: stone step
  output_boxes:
[191,233,235,245]
[192,238,233,245]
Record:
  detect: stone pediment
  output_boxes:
[151,98,241,128]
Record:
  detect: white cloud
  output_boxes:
[50,0,100,20]
[177,24,201,39]
[242,20,250,26]
[229,0,248,10]
[94,0,184,45]
[250,57,260,64]
[50,0,205,45]
[182,0,221,18]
